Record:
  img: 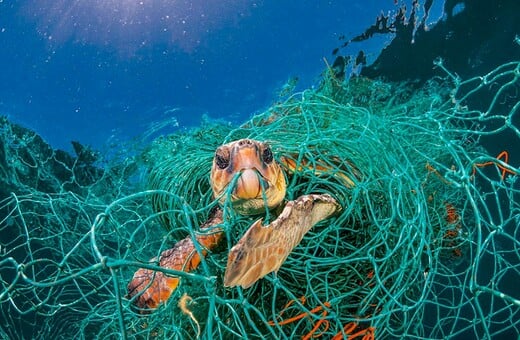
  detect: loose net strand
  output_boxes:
[1,59,519,339]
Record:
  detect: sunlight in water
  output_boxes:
[21,0,257,54]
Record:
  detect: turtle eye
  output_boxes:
[262,146,273,164]
[215,152,230,169]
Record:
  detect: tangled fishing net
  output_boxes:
[1,58,519,339]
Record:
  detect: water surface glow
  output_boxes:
[22,0,258,53]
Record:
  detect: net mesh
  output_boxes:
[1,59,519,339]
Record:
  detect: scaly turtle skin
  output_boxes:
[127,139,343,310]
[210,139,287,215]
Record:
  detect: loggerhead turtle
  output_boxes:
[127,138,357,310]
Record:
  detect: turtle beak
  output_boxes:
[234,168,264,199]
[211,139,286,215]
[231,145,266,200]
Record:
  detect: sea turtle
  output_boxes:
[127,138,355,310]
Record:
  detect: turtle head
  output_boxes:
[210,139,286,215]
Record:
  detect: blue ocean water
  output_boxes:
[0,0,443,151]
[1,1,519,339]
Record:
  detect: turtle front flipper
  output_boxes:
[224,194,340,289]
[127,208,223,311]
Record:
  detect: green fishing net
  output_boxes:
[1,59,519,339]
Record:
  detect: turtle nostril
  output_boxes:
[238,139,252,146]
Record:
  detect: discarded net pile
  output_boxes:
[1,60,519,339]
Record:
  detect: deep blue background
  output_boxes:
[0,1,442,151]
